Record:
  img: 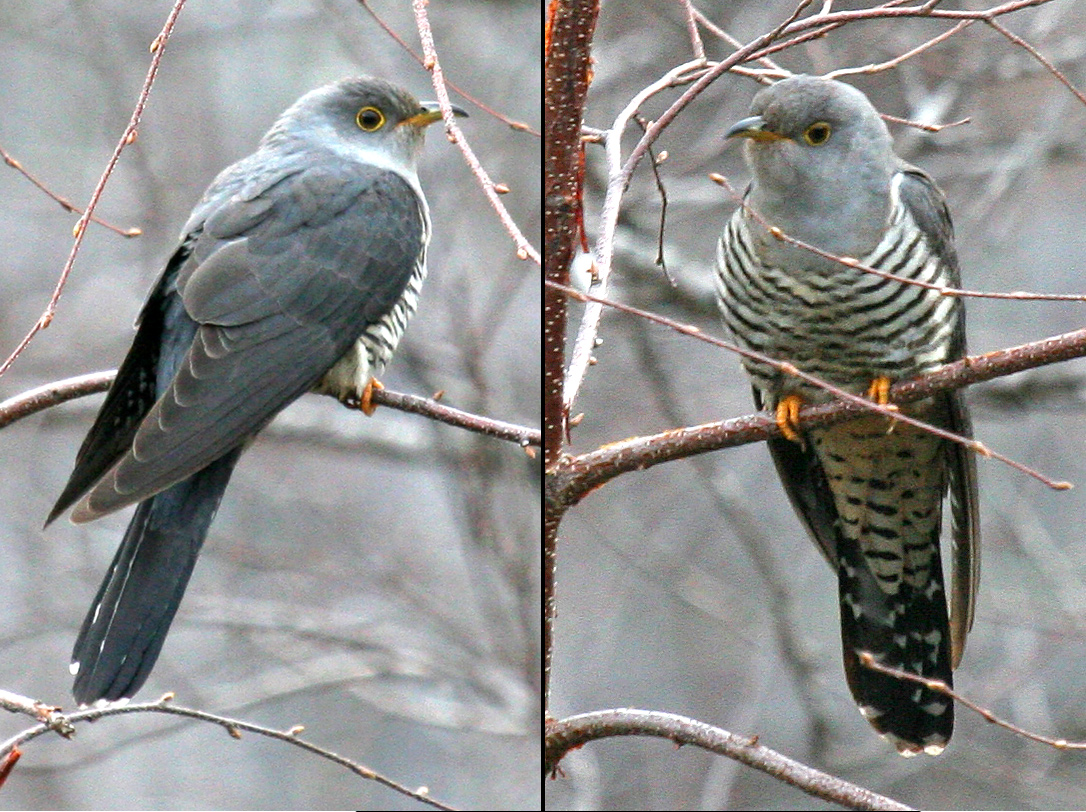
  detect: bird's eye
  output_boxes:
[803,121,832,146]
[356,106,386,132]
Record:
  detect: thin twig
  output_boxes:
[986,16,1086,107]
[0,0,188,380]
[861,654,1086,752]
[691,7,787,79]
[412,0,540,265]
[823,19,975,80]
[879,113,971,133]
[633,116,673,284]
[353,0,538,135]
[711,172,1086,302]
[0,146,141,237]
[678,0,706,60]
[0,694,457,810]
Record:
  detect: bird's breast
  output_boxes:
[715,204,960,402]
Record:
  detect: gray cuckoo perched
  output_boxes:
[715,75,979,755]
[47,76,466,705]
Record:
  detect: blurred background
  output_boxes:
[0,1,539,808]
[549,1,1086,809]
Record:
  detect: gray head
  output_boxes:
[262,75,467,177]
[727,75,897,257]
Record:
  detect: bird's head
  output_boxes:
[727,74,895,199]
[265,75,467,175]
[726,75,897,257]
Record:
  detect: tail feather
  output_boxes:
[838,533,954,756]
[71,447,242,705]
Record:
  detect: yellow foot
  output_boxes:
[865,376,892,405]
[865,375,900,433]
[775,394,804,443]
[359,377,385,416]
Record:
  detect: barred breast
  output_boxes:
[714,173,961,406]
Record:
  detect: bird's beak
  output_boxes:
[725,114,787,142]
[401,101,469,128]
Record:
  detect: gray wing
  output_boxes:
[943,384,980,667]
[71,157,426,522]
[899,163,981,666]
[897,163,960,288]
[755,390,841,569]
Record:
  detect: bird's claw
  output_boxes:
[358,377,384,416]
[866,376,892,406]
[776,394,804,443]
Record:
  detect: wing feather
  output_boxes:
[70,158,425,522]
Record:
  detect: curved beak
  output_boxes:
[402,101,469,128]
[725,114,786,142]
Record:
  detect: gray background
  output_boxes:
[549,1,1086,809]
[0,1,539,809]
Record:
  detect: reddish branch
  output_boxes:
[413,0,539,264]
[544,0,600,707]
[548,320,1086,516]
[860,654,1086,752]
[0,146,141,238]
[545,0,599,464]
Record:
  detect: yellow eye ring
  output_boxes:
[356,106,386,132]
[803,121,832,146]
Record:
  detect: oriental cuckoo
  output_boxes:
[48,76,466,705]
[715,75,979,755]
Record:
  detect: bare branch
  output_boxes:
[1,694,457,810]
[353,0,538,135]
[413,0,540,265]
[861,654,1086,752]
[546,708,911,810]
[0,371,538,448]
[0,0,189,380]
[0,146,141,237]
[987,16,1086,107]
[678,0,706,60]
[823,20,975,81]
[547,280,1083,515]
[878,112,972,133]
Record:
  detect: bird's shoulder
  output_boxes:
[896,161,968,359]
[185,148,418,243]
[173,147,426,332]
[894,161,958,275]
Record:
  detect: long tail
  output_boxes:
[837,533,954,756]
[71,448,243,705]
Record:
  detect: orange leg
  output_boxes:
[775,394,804,443]
[865,375,892,405]
[359,377,385,416]
[865,375,900,434]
